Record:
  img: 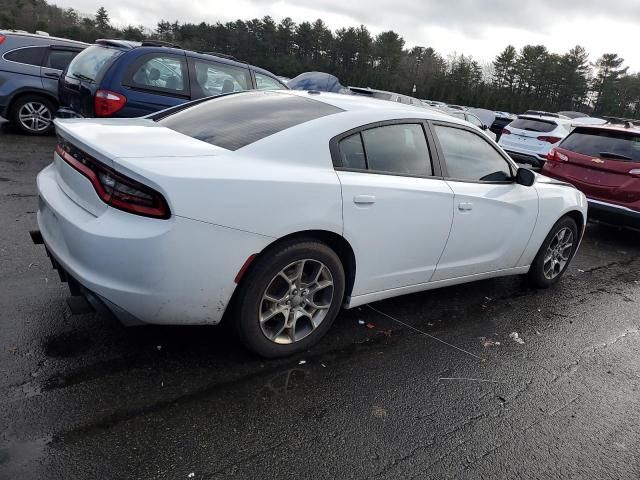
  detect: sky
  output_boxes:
[53,0,640,71]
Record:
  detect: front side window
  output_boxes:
[435,125,512,182]
[128,55,186,93]
[355,124,432,176]
[255,72,286,90]
[191,60,251,99]
[4,46,47,66]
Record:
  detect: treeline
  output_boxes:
[2,0,639,117]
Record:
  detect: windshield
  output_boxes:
[560,128,640,162]
[66,45,122,83]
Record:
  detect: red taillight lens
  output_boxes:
[547,148,568,162]
[55,143,170,219]
[502,128,511,135]
[94,90,126,117]
[537,136,562,144]
[0,35,5,45]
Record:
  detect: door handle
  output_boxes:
[44,72,60,78]
[458,202,473,212]
[354,195,376,205]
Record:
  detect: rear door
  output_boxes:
[41,46,82,95]
[554,128,640,206]
[119,52,189,116]
[431,122,538,280]
[334,121,454,296]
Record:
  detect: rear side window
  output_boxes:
[67,45,122,83]
[510,117,557,133]
[560,129,640,162]
[338,133,366,170]
[126,54,187,94]
[255,72,286,90]
[45,49,79,70]
[4,46,47,66]
[158,91,342,151]
[191,59,250,99]
[435,125,512,181]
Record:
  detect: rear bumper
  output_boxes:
[36,162,271,325]
[587,199,640,228]
[504,150,546,169]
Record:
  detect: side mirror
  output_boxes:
[515,167,535,187]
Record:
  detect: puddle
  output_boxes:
[0,435,51,474]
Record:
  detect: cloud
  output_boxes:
[52,0,640,69]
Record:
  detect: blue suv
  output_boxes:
[0,31,87,134]
[58,40,287,119]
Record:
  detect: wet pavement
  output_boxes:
[1,125,639,479]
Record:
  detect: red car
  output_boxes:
[542,123,640,228]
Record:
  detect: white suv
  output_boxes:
[499,114,572,169]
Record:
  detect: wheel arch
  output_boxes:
[222,230,357,325]
[7,89,59,115]
[564,209,585,238]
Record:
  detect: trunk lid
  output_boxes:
[554,126,640,205]
[53,118,226,216]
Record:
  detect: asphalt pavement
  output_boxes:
[1,123,639,479]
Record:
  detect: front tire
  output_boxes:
[234,240,345,358]
[528,216,578,288]
[9,95,55,135]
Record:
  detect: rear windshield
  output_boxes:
[510,117,557,133]
[157,91,343,151]
[66,45,122,83]
[560,128,640,162]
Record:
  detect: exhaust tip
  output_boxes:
[30,230,43,245]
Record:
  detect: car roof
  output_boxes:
[93,39,277,74]
[518,114,565,123]
[0,30,89,46]
[282,90,462,122]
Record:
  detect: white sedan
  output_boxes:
[36,91,587,357]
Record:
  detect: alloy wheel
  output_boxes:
[259,259,334,344]
[18,102,52,133]
[543,227,574,280]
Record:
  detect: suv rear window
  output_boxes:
[66,45,122,83]
[560,128,640,162]
[157,91,342,151]
[510,117,556,133]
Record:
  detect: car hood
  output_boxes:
[536,172,575,188]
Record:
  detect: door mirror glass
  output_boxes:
[516,167,535,186]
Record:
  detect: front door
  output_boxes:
[430,123,538,280]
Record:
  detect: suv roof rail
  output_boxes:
[200,51,241,62]
[603,116,640,127]
[141,40,182,48]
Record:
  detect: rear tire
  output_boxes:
[234,239,345,358]
[528,216,578,288]
[9,94,55,135]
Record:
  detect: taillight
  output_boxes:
[537,136,562,144]
[94,90,126,117]
[55,142,170,219]
[547,148,568,162]
[502,128,511,135]
[0,35,5,45]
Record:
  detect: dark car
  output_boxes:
[0,31,87,134]
[542,122,640,228]
[58,40,287,119]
